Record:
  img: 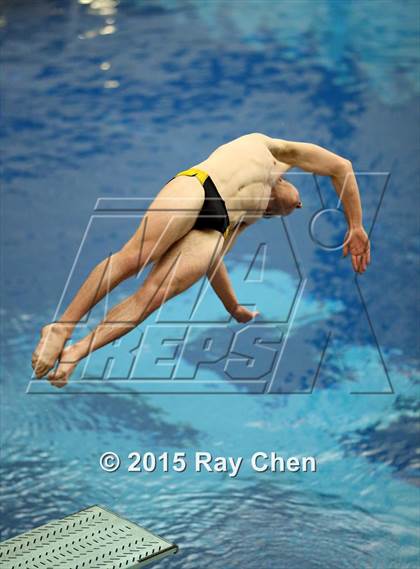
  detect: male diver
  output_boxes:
[32,133,370,387]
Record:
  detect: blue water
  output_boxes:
[1,1,419,567]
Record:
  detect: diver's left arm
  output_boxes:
[262,135,370,273]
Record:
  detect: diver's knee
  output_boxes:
[140,277,182,312]
[121,238,164,271]
[118,244,146,274]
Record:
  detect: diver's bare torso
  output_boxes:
[194,133,291,226]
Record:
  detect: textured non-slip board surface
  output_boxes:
[0,505,178,568]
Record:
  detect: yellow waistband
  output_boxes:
[175,168,209,185]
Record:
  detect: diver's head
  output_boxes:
[264,177,302,217]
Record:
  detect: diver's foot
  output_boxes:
[32,323,72,378]
[47,345,79,388]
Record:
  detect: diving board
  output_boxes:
[0,505,178,568]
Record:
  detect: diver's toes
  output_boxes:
[35,360,52,378]
[32,349,40,363]
[34,366,47,378]
[49,372,67,388]
[48,369,59,381]
[48,367,67,382]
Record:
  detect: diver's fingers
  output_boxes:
[367,247,371,265]
[354,255,364,273]
[351,254,358,272]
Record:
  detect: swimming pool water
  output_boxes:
[1,1,419,567]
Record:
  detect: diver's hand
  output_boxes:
[343,226,370,273]
[232,305,259,323]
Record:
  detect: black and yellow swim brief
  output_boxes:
[175,168,230,238]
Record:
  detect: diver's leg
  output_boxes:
[47,229,223,387]
[32,176,205,377]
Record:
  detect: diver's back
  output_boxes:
[194,133,274,199]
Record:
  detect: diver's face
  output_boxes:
[266,178,302,217]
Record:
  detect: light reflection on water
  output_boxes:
[1,0,419,567]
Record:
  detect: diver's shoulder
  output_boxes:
[234,132,270,143]
[215,132,270,145]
